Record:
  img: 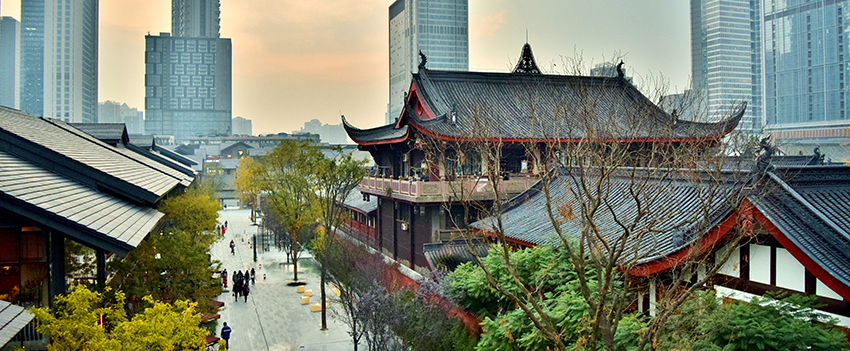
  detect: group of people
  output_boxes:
[222,268,255,302]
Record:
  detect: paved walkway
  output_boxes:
[212,209,355,351]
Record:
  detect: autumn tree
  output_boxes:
[235,155,264,222]
[31,284,208,351]
[244,140,324,282]
[109,180,222,315]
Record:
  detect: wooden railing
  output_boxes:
[358,175,539,201]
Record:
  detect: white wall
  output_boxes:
[749,244,771,285]
[775,248,806,292]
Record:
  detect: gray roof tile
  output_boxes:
[0,300,34,346]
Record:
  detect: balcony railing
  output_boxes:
[358,175,539,202]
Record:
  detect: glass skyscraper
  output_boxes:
[387,0,469,124]
[763,0,850,140]
[691,0,762,133]
[20,0,98,123]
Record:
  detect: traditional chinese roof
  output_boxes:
[69,123,129,145]
[423,240,490,272]
[0,107,191,205]
[344,44,744,145]
[341,190,378,215]
[0,300,34,346]
[469,168,741,264]
[750,165,850,299]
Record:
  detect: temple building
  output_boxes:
[342,44,745,272]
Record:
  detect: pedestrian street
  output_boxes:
[212,209,355,351]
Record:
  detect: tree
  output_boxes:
[109,181,222,315]
[30,285,208,351]
[235,155,264,223]
[416,62,755,350]
[246,140,324,282]
[313,146,367,329]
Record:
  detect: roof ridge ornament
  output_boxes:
[616,60,625,79]
[418,50,427,70]
[513,43,541,74]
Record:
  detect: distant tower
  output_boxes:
[20,0,98,122]
[387,0,469,124]
[0,16,21,109]
[145,0,232,142]
[690,0,761,132]
[172,0,220,38]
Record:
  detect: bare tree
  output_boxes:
[416,60,758,350]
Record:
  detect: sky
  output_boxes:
[0,0,692,135]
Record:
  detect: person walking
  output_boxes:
[250,268,256,285]
[221,322,232,349]
[243,284,249,302]
[230,240,235,255]
[222,269,228,289]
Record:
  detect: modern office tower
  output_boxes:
[172,0,220,38]
[387,0,468,124]
[98,100,122,123]
[0,16,21,109]
[231,116,252,136]
[20,0,98,122]
[144,33,232,142]
[690,0,761,132]
[763,0,850,140]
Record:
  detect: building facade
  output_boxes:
[171,0,220,38]
[20,0,98,123]
[98,101,145,134]
[387,0,468,124]
[762,0,850,141]
[691,0,762,132]
[0,16,21,109]
[144,34,232,142]
[231,116,252,136]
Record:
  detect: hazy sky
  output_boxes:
[0,1,691,135]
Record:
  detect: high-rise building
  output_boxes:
[387,0,468,124]
[172,0,220,38]
[690,0,761,132]
[20,0,98,122]
[146,0,232,142]
[0,16,21,109]
[231,116,252,136]
[98,100,145,134]
[762,0,850,140]
[144,33,232,142]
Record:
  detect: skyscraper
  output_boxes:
[145,0,232,142]
[0,16,21,109]
[690,0,762,132]
[387,0,468,124]
[20,0,98,122]
[172,0,220,38]
[762,0,850,140]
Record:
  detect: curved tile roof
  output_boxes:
[470,168,738,264]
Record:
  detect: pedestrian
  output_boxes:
[225,220,228,228]
[230,240,235,255]
[222,269,228,288]
[243,284,249,302]
[263,273,266,281]
[250,268,256,285]
[233,280,241,302]
[221,322,232,349]
[222,225,226,235]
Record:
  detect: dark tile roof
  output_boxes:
[751,166,850,288]
[0,107,187,204]
[0,300,34,346]
[157,146,199,166]
[342,190,377,214]
[777,142,850,164]
[469,168,739,264]
[0,150,162,253]
[344,63,744,144]
[69,123,129,146]
[128,134,154,149]
[423,240,490,271]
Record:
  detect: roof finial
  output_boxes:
[418,50,427,70]
[513,43,541,74]
[616,60,625,79]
